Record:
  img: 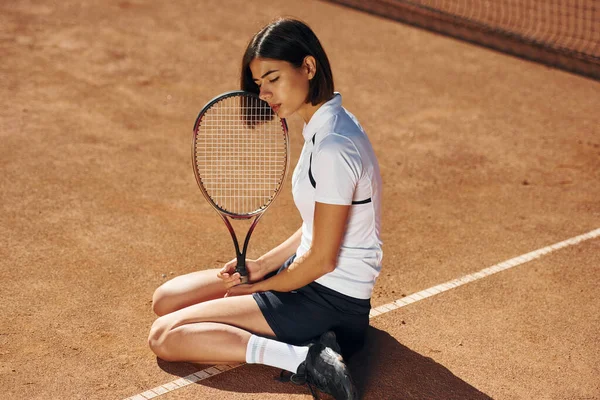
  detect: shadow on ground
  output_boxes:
[156,326,492,399]
[349,327,493,399]
[157,358,312,397]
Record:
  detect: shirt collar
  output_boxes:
[302,92,342,142]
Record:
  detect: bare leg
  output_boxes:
[152,322,252,363]
[148,294,276,363]
[152,268,226,316]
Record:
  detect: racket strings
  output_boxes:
[194,95,288,216]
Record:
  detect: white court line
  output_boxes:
[124,227,600,400]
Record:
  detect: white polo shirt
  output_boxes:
[291,93,383,299]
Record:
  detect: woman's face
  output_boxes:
[249,57,312,119]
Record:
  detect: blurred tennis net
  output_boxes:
[325,0,599,79]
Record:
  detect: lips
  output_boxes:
[270,104,281,113]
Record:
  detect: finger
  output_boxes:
[217,271,231,280]
[221,267,232,276]
[224,279,236,289]
[223,276,241,288]
[224,272,239,282]
[223,273,238,283]
[218,265,232,275]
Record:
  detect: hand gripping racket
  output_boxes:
[192,91,289,284]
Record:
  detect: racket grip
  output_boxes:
[238,273,249,284]
[235,258,249,284]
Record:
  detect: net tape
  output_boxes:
[326,0,599,78]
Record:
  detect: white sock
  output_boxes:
[245,334,309,373]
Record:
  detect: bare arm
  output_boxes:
[253,202,350,293]
[257,227,302,274]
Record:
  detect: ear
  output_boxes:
[303,56,317,80]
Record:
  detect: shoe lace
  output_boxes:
[277,369,320,400]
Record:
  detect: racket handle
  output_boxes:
[236,256,249,284]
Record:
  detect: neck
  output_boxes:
[297,101,325,124]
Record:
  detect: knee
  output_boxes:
[148,317,177,361]
[151,283,174,317]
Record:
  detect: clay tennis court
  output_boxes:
[1,0,599,399]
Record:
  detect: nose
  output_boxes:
[259,87,272,102]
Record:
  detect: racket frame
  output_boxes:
[191,90,290,283]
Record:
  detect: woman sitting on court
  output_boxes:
[148,17,383,400]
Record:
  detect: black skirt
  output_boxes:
[252,254,371,358]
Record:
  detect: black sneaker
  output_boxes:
[290,332,358,400]
[318,330,342,354]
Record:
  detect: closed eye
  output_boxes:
[256,76,279,89]
[253,69,279,88]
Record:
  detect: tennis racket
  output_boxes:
[192,91,290,284]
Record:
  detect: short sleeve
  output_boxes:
[312,134,362,205]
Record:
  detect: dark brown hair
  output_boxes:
[241,18,334,106]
